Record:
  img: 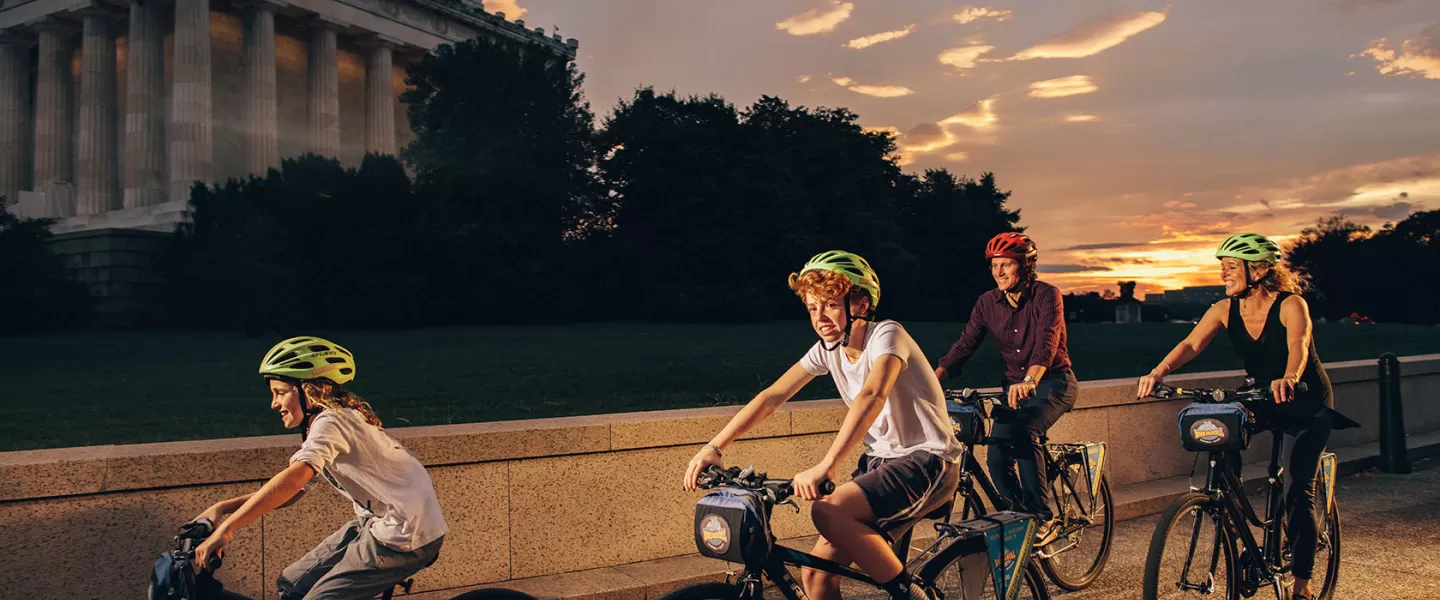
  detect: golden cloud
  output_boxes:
[797,75,812,83]
[1007,10,1166,60]
[953,6,1014,25]
[946,151,970,161]
[939,45,995,70]
[1065,114,1099,122]
[939,98,999,130]
[846,25,916,49]
[830,76,914,97]
[777,2,855,36]
[1028,75,1098,98]
[1355,24,1440,80]
[482,0,528,20]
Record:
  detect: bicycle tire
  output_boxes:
[1143,492,1237,600]
[450,588,542,600]
[1038,474,1114,591]
[652,581,742,600]
[919,528,1051,600]
[1314,503,1341,600]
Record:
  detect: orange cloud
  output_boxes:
[891,98,998,165]
[797,75,812,83]
[777,2,855,36]
[1028,75,1098,98]
[939,97,998,130]
[939,45,995,70]
[482,0,528,20]
[1065,114,1099,122]
[1355,24,1440,80]
[945,151,970,161]
[1006,11,1167,60]
[846,25,916,49]
[953,6,1014,25]
[830,76,915,97]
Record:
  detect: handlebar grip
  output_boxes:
[820,480,836,496]
[210,554,223,571]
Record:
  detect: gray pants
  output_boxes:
[278,516,443,600]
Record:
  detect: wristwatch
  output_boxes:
[1022,375,1036,384]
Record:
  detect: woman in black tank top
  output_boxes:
[1134,233,1333,599]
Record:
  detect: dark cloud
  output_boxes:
[1102,257,1153,264]
[1056,242,1147,251]
[1342,202,1415,220]
[1038,264,1113,273]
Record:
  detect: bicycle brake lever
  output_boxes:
[778,498,800,513]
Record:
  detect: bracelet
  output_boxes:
[704,443,723,458]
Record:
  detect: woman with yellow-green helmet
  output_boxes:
[192,336,448,600]
[1136,233,1335,600]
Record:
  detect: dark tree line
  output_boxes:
[0,197,90,334]
[165,38,1021,333]
[1288,212,1440,324]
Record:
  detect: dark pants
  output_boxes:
[987,371,1079,522]
[1223,408,1332,579]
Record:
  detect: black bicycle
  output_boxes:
[147,518,534,600]
[660,465,1049,600]
[1141,383,1341,600]
[934,388,1114,591]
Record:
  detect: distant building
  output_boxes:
[1146,285,1227,306]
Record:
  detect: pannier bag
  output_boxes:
[1176,402,1251,452]
[947,401,987,446]
[694,488,773,567]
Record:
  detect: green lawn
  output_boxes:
[1,322,1432,450]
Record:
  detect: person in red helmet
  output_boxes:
[934,232,1078,540]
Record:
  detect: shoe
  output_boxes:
[1033,520,1060,545]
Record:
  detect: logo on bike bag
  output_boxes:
[1189,419,1228,445]
[700,515,730,554]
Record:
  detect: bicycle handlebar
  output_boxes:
[1149,380,1307,403]
[698,465,835,502]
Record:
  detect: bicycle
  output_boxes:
[660,464,1050,600]
[1141,382,1341,600]
[148,518,535,600]
[929,388,1114,591]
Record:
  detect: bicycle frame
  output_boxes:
[1207,430,1290,581]
[729,523,970,600]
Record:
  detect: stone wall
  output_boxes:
[1,355,1436,598]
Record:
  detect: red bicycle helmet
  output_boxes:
[985,232,1037,260]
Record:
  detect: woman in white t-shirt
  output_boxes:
[193,337,447,600]
[682,251,961,600]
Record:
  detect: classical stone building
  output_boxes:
[0,0,576,324]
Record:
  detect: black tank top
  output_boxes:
[1227,292,1333,422]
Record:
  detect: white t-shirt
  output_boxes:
[800,320,962,462]
[290,409,448,551]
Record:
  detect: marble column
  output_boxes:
[307,20,340,158]
[242,2,278,175]
[77,12,119,215]
[0,36,32,204]
[124,0,166,208]
[364,42,394,156]
[170,0,212,202]
[33,20,75,203]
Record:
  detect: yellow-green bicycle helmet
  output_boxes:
[793,250,881,308]
[1215,233,1281,265]
[259,336,356,385]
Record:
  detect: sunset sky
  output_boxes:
[486,0,1439,297]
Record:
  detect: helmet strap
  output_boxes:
[819,295,875,352]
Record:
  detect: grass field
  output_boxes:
[1,322,1433,450]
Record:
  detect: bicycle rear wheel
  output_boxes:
[1038,473,1114,591]
[1312,503,1341,600]
[450,589,542,600]
[1143,492,1237,600]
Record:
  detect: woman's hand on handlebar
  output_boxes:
[193,526,232,571]
[1270,377,1297,404]
[193,503,225,528]
[791,463,834,502]
[1137,370,1164,399]
[683,445,725,492]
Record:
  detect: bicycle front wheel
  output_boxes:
[1038,474,1114,591]
[450,589,541,600]
[1143,492,1237,600]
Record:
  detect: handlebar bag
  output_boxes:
[694,488,772,567]
[947,401,986,446]
[149,552,196,600]
[1176,401,1251,452]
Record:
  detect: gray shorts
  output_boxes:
[277,516,443,600]
[852,451,960,537]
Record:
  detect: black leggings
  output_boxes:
[987,371,1079,522]
[1225,408,1333,579]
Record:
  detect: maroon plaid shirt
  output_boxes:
[937,280,1072,385]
